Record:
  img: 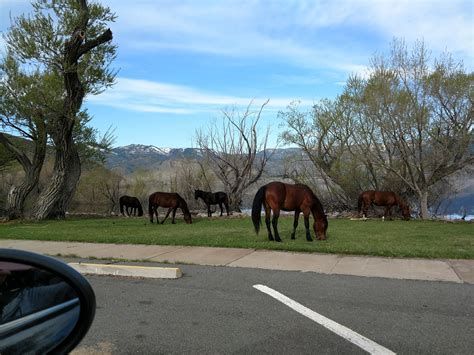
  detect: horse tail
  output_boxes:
[251,185,266,234]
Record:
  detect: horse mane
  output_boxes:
[310,192,326,218]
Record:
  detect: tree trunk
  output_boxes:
[34,134,81,219]
[419,190,430,220]
[7,184,32,220]
[0,126,46,220]
[7,168,42,219]
[33,8,112,219]
[229,192,243,213]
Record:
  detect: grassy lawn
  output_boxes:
[0,216,473,259]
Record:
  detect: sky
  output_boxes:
[1,0,473,148]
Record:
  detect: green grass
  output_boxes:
[0,216,473,259]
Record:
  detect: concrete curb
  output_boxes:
[1,240,472,283]
[68,262,182,279]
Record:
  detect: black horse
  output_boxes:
[194,189,230,217]
[119,195,143,217]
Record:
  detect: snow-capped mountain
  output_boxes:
[105,144,202,173]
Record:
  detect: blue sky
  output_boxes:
[1,0,473,148]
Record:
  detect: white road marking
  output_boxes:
[253,284,395,355]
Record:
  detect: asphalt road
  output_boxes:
[73,262,474,354]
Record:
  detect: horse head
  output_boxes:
[396,196,410,221]
[314,214,328,240]
[184,213,193,224]
[400,202,410,221]
[179,197,193,224]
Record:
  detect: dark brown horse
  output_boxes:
[194,189,230,217]
[358,190,410,220]
[148,192,192,224]
[251,182,328,242]
[119,195,143,217]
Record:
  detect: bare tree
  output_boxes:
[73,166,123,214]
[196,100,272,211]
[100,170,123,213]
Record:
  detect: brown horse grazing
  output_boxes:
[358,190,410,220]
[251,182,328,242]
[148,192,192,224]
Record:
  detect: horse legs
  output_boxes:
[171,208,177,224]
[224,201,230,216]
[218,202,224,216]
[303,211,313,242]
[161,207,173,224]
[362,202,369,219]
[207,204,212,217]
[150,205,158,223]
[291,210,300,240]
[384,206,393,220]
[264,204,274,241]
[271,209,282,242]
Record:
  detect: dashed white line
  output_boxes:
[253,284,395,355]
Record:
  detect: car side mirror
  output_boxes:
[0,249,95,354]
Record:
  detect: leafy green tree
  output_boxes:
[2,0,116,219]
[279,98,366,209]
[0,55,49,219]
[281,39,473,218]
[357,40,473,218]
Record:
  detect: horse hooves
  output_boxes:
[172,222,176,224]
[291,234,295,240]
[306,238,313,242]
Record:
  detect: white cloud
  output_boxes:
[105,0,473,72]
[87,77,313,114]
[358,1,473,57]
